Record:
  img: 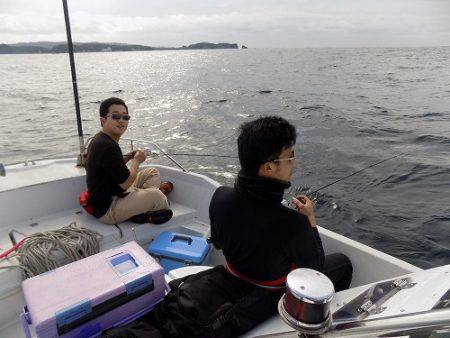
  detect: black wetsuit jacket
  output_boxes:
[209,172,325,286]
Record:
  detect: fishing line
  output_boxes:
[166,153,237,159]
[284,152,408,207]
[149,138,407,196]
[307,152,408,196]
[198,132,238,150]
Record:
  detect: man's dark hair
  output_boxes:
[99,97,128,118]
[237,116,297,176]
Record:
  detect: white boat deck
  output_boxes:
[1,159,438,338]
[0,202,200,253]
[0,158,85,193]
[0,160,220,337]
[0,201,210,336]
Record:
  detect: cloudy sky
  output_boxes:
[1,0,449,48]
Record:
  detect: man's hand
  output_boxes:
[134,150,147,164]
[123,150,137,164]
[124,150,137,158]
[292,195,317,227]
[120,149,146,191]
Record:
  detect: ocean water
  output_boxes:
[1,48,449,269]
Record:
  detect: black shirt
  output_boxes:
[86,132,130,218]
[209,172,324,283]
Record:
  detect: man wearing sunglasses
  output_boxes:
[85,97,173,225]
[201,116,353,335]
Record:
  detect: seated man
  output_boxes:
[210,116,353,294]
[103,116,352,338]
[86,97,173,225]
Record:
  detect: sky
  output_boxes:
[1,0,449,48]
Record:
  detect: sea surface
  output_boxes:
[0,48,449,269]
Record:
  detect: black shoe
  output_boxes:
[130,209,173,224]
[148,209,173,224]
[130,213,148,224]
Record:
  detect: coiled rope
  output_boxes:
[0,222,103,278]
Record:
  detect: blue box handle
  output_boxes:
[55,299,92,328]
[125,273,153,295]
[171,234,192,245]
[20,307,32,338]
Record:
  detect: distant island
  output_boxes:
[0,42,239,54]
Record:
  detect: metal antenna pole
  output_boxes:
[62,0,85,166]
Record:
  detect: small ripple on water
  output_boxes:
[372,105,389,113]
[421,112,447,118]
[236,113,254,118]
[163,132,190,142]
[299,104,326,110]
[397,65,425,70]
[211,171,236,179]
[400,112,448,120]
[358,127,408,137]
[40,96,57,101]
[206,99,228,104]
[415,134,450,146]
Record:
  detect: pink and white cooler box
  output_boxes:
[21,241,167,338]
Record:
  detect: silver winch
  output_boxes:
[278,268,335,335]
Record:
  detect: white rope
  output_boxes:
[0,222,103,278]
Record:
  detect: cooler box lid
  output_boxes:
[148,231,210,264]
[21,241,165,336]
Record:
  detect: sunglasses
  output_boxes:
[272,150,295,163]
[273,156,295,163]
[109,113,130,121]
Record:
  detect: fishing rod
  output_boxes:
[62,0,85,166]
[106,132,404,191]
[166,153,237,159]
[153,151,406,192]
[306,152,408,196]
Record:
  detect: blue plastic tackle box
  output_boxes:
[148,231,210,272]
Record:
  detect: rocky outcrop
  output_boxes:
[0,42,239,54]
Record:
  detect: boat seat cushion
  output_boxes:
[168,265,213,280]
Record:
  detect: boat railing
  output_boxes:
[323,307,450,337]
[254,307,450,337]
[0,134,188,174]
[83,133,188,172]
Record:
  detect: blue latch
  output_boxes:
[125,274,153,295]
[55,299,92,328]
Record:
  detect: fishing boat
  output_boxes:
[1,153,449,338]
[0,1,449,337]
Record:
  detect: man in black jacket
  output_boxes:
[209,116,352,292]
[150,116,353,337]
